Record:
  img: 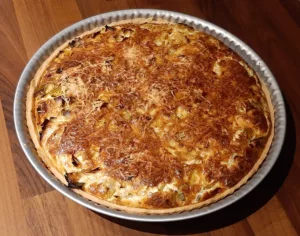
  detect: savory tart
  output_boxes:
[26,18,274,214]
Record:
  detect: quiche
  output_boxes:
[26,18,274,214]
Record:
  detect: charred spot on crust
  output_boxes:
[89,167,101,173]
[64,173,84,189]
[67,181,84,189]
[121,37,129,42]
[185,36,190,43]
[71,155,80,167]
[101,102,109,108]
[61,97,66,106]
[37,102,47,113]
[40,117,49,129]
[39,117,54,140]
[105,25,116,32]
[56,68,63,73]
[69,97,77,104]
[57,50,64,56]
[69,39,76,48]
[125,175,135,181]
[92,31,101,38]
[68,38,81,48]
[178,23,194,30]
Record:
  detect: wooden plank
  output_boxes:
[0,0,27,113]
[23,191,76,236]
[210,226,240,236]
[0,0,54,203]
[0,101,29,236]
[19,188,297,236]
[277,164,300,234]
[23,191,166,236]
[0,0,27,133]
[279,0,300,26]
[247,196,297,236]
[232,220,255,236]
[210,222,255,236]
[76,0,206,19]
[192,219,255,236]
[10,0,83,199]
[12,0,82,58]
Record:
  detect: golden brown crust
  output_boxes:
[26,18,274,214]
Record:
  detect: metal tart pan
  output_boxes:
[14,9,286,222]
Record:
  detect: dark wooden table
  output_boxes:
[0,0,299,235]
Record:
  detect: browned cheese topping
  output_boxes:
[32,22,271,209]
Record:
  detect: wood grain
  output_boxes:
[23,192,76,236]
[76,0,206,19]
[0,0,299,235]
[0,0,54,200]
[0,101,28,236]
[247,197,297,236]
[13,0,82,58]
[23,190,168,236]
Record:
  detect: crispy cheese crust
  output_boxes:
[26,19,274,214]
